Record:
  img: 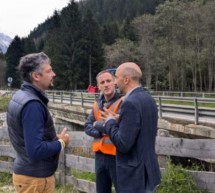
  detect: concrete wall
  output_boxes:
[48,102,215,139]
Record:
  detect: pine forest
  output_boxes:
[0,0,214,92]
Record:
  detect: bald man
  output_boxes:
[102,62,161,193]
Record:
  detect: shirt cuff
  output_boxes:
[58,139,65,151]
[105,116,116,122]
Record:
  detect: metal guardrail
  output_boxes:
[2,90,215,125]
[154,96,215,124]
[150,91,215,98]
[44,91,215,125]
[46,91,98,107]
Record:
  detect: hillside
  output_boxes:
[0,33,12,54]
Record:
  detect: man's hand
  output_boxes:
[57,128,70,148]
[101,107,120,122]
[93,121,105,133]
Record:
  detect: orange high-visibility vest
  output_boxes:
[92,97,124,156]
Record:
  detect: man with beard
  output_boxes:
[7,52,70,193]
[102,62,161,193]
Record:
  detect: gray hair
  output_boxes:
[18,52,51,83]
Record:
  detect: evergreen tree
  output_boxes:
[37,39,45,52]
[0,54,6,87]
[45,0,83,90]
[81,9,104,87]
[5,36,25,88]
[43,10,61,59]
[120,17,138,41]
[22,37,36,54]
[102,22,119,45]
[81,0,165,23]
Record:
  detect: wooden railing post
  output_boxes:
[56,150,66,185]
[8,157,14,174]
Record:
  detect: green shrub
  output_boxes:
[0,172,12,186]
[156,162,208,193]
[0,96,11,112]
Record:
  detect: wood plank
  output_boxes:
[189,170,215,193]
[0,127,9,140]
[0,145,16,158]
[0,160,13,173]
[66,175,96,193]
[156,136,215,159]
[66,154,94,173]
[1,131,215,160]
[160,168,215,193]
[1,130,215,193]
[67,131,93,148]
[65,169,214,193]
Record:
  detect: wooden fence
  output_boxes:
[1,128,215,193]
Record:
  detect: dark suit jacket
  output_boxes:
[105,87,161,193]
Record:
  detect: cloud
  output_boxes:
[0,0,71,38]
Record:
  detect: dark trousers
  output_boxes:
[95,152,117,193]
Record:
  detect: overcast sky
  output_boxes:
[0,0,74,39]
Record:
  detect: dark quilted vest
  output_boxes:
[7,83,58,177]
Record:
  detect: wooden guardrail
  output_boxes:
[0,128,215,193]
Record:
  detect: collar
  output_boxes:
[125,85,142,99]
[98,91,122,109]
[21,81,49,105]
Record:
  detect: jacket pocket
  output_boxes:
[117,151,139,167]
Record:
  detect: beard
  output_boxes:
[117,84,126,95]
[48,80,54,89]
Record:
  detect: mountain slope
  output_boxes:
[0,33,12,54]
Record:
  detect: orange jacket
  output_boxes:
[92,97,123,155]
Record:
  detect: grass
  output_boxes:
[0,172,79,193]
[72,169,96,182]
[156,162,209,193]
[0,156,9,161]
[0,162,210,193]
[0,96,10,113]
[0,172,12,186]
[155,99,215,108]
